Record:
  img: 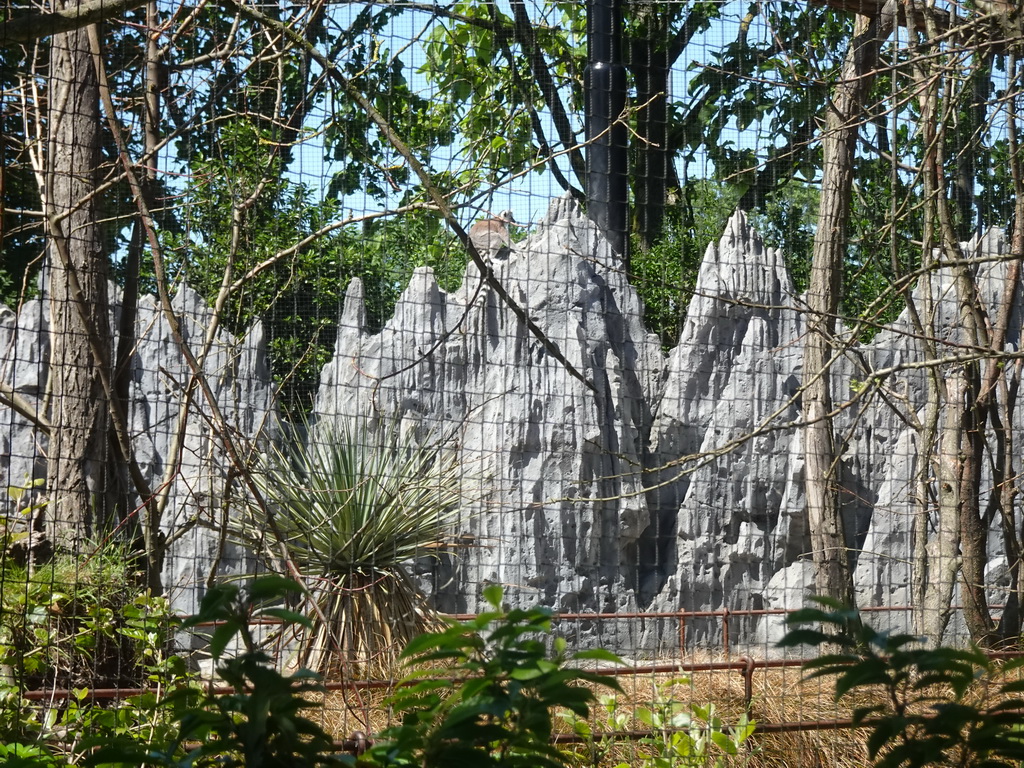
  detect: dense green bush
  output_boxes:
[782,598,1024,768]
[3,574,629,768]
[0,540,150,693]
[84,575,345,768]
[0,583,184,768]
[366,584,622,768]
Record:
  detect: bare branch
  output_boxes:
[2,0,147,43]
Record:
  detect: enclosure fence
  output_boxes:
[2,0,1024,763]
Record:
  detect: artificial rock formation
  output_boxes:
[316,199,1022,653]
[315,197,663,651]
[0,283,276,618]
[1,198,1019,655]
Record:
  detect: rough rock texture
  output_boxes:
[2,199,1020,655]
[316,200,1022,653]
[136,286,278,617]
[315,197,664,650]
[642,214,806,650]
[0,283,277,619]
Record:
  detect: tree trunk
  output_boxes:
[103,2,161,540]
[952,57,991,240]
[959,378,997,645]
[45,15,111,552]
[802,7,893,603]
[923,368,966,639]
[937,90,997,647]
[911,152,961,641]
[629,6,670,252]
[997,58,1024,639]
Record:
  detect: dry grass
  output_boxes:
[317,685,398,741]
[743,664,874,768]
[308,653,877,767]
[306,651,1024,767]
[557,661,876,768]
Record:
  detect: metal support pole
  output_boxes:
[585,0,629,263]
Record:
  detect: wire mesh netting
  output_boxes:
[2,0,1024,763]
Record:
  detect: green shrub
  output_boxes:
[85,575,344,768]
[781,598,1024,768]
[364,584,622,768]
[9,572,764,768]
[0,542,146,691]
[230,420,465,676]
[562,681,756,768]
[0,583,185,768]
[82,579,620,768]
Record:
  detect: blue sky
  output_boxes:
[282,0,766,233]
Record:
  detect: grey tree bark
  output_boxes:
[44,15,112,552]
[911,68,960,641]
[802,6,893,603]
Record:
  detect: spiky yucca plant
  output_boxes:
[235,421,464,677]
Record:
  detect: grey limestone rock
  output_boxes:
[3,197,1022,656]
[644,211,805,649]
[315,197,662,649]
[0,281,277,622]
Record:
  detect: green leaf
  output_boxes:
[509,660,557,680]
[209,621,240,658]
[851,704,885,725]
[402,627,470,658]
[710,729,737,754]
[834,658,892,699]
[553,635,566,655]
[801,652,861,673]
[247,574,304,602]
[482,584,504,609]
[183,583,238,629]
[776,628,834,647]
[867,716,907,758]
[999,679,1024,694]
[260,608,313,629]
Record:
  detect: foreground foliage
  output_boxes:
[367,584,623,768]
[0,586,183,767]
[14,574,1024,768]
[782,598,1024,768]
[565,682,756,768]
[2,575,630,768]
[232,421,464,676]
[40,573,1024,768]
[87,575,344,768]
[0,541,145,692]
